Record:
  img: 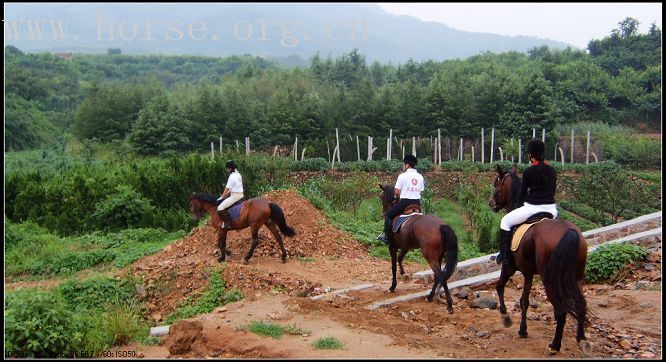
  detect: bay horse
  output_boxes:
[379,185,458,313]
[189,192,296,264]
[489,165,591,355]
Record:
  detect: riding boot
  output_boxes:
[496,229,512,265]
[218,209,232,230]
[377,216,391,245]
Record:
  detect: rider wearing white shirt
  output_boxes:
[378,155,424,244]
[217,160,244,229]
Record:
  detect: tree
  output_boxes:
[575,161,650,224]
[129,95,194,155]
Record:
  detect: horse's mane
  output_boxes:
[192,192,222,205]
[508,172,523,210]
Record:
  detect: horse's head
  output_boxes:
[378,184,396,213]
[189,192,205,220]
[490,164,518,212]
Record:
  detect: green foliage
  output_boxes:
[585,243,648,283]
[240,321,285,339]
[559,200,613,226]
[556,208,598,232]
[91,185,155,231]
[165,270,243,324]
[5,291,85,358]
[456,168,501,253]
[572,161,652,223]
[5,223,185,278]
[100,299,147,346]
[312,337,345,350]
[291,158,329,172]
[56,274,138,313]
[306,174,380,211]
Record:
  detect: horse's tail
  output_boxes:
[543,229,586,320]
[439,224,459,281]
[269,203,296,237]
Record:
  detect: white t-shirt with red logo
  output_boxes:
[395,168,424,200]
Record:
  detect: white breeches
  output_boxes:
[217,193,244,211]
[500,202,558,231]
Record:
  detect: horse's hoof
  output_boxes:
[242,259,249,265]
[225,250,232,256]
[388,287,396,293]
[578,340,593,356]
[447,307,454,314]
[547,344,559,355]
[518,331,528,338]
[281,258,287,264]
[501,313,513,328]
[217,257,225,263]
[426,296,433,302]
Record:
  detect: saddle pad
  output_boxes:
[392,213,422,233]
[511,218,548,251]
[229,201,244,221]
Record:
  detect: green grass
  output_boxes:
[165,270,243,324]
[284,324,311,336]
[241,321,285,339]
[312,336,344,350]
[557,208,598,232]
[5,223,186,279]
[298,257,316,262]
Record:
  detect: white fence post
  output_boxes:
[490,128,495,163]
[219,137,223,154]
[438,129,442,166]
[481,128,484,164]
[245,137,250,155]
[356,135,361,161]
[211,142,214,160]
[571,129,575,164]
[586,130,591,165]
[518,139,522,164]
[558,147,565,165]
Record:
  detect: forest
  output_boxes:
[5,18,661,155]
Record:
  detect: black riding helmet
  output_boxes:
[527,139,545,159]
[403,154,418,168]
[225,160,237,170]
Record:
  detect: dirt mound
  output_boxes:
[130,190,368,320]
[165,320,204,355]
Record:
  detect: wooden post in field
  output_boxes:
[490,128,495,163]
[586,130,591,165]
[459,138,463,161]
[331,145,339,169]
[294,137,298,161]
[386,138,390,160]
[498,147,503,162]
[554,143,558,161]
[335,128,341,163]
[481,128,485,163]
[412,137,417,157]
[273,146,279,157]
[301,148,306,161]
[510,138,514,163]
[437,129,442,166]
[326,140,331,162]
[219,137,223,154]
[558,147,565,165]
[542,129,546,143]
[518,139,522,163]
[571,129,575,163]
[245,137,250,155]
[432,137,437,163]
[532,128,536,139]
[356,135,360,161]
[211,142,214,160]
[472,146,475,162]
[236,140,239,152]
[591,152,598,163]
[367,136,372,161]
[388,129,393,160]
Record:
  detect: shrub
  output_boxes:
[101,299,146,346]
[91,185,155,231]
[5,290,90,358]
[56,274,138,312]
[290,158,329,172]
[312,336,344,350]
[585,243,648,283]
[240,320,285,339]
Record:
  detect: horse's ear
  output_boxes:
[379,184,384,191]
[511,164,518,174]
[495,164,504,176]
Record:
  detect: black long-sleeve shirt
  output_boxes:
[519,162,557,205]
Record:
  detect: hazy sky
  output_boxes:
[376,3,662,48]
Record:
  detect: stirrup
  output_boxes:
[377,233,388,244]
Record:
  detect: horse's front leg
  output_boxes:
[389,246,398,292]
[496,262,516,328]
[217,230,228,262]
[243,225,260,265]
[518,273,533,337]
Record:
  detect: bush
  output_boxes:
[101,300,146,346]
[312,336,344,350]
[91,185,155,231]
[5,291,92,358]
[56,274,138,312]
[290,158,329,172]
[585,243,648,283]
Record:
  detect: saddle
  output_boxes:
[509,212,554,251]
[219,196,246,222]
[392,204,423,233]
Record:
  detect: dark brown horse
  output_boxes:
[189,192,296,264]
[379,185,458,313]
[490,165,591,355]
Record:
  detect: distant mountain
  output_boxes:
[4,3,575,63]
